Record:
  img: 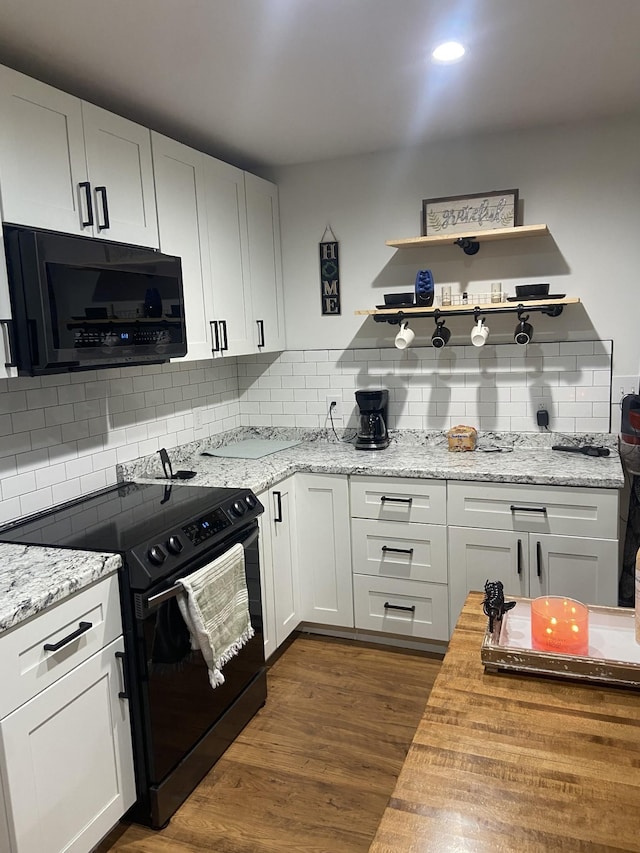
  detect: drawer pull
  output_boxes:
[115,650,130,700]
[380,496,413,505]
[43,621,92,652]
[384,602,416,613]
[381,545,414,556]
[517,538,523,576]
[510,504,547,514]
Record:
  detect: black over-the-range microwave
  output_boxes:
[2,224,187,375]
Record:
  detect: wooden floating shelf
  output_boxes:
[385,223,549,250]
[355,297,579,318]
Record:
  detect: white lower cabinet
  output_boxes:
[258,477,299,656]
[295,473,353,628]
[350,476,449,641]
[0,575,135,853]
[447,481,619,629]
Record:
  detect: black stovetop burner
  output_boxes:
[0,481,246,554]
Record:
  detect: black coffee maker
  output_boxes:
[355,389,390,450]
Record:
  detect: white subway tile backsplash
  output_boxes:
[0,391,27,414]
[0,340,614,524]
[3,470,37,499]
[20,487,54,517]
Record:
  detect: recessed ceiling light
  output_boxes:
[432,41,466,63]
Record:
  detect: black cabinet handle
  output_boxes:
[273,490,283,523]
[517,538,523,576]
[510,504,547,514]
[380,496,413,505]
[383,602,416,613]
[209,320,220,353]
[0,319,17,368]
[44,621,92,652]
[79,181,94,227]
[536,541,543,578]
[381,545,414,556]
[256,319,265,348]
[115,650,129,700]
[95,186,110,230]
[220,320,229,352]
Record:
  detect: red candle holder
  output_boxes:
[531,596,589,656]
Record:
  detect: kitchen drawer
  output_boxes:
[351,518,447,583]
[353,573,449,641]
[350,476,447,525]
[447,481,618,539]
[0,573,122,719]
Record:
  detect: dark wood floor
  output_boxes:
[96,633,441,853]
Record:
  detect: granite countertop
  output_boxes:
[0,545,122,636]
[120,432,625,493]
[0,429,623,638]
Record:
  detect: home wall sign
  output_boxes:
[421,189,519,237]
[319,225,340,315]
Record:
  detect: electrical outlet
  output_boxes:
[193,409,203,430]
[614,375,639,401]
[326,393,343,423]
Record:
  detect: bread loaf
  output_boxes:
[447,425,477,452]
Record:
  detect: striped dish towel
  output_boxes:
[176,542,254,689]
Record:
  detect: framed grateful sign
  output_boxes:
[421,189,519,237]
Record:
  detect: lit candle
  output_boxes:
[531,596,589,656]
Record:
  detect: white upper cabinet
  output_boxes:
[152,131,286,362]
[245,173,286,353]
[151,132,213,361]
[203,158,254,357]
[0,66,158,248]
[80,102,158,247]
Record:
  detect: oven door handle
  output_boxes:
[141,524,260,614]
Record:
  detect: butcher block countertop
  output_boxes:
[369,591,640,853]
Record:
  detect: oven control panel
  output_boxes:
[182,507,231,545]
[126,488,264,590]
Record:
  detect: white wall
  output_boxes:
[272,115,640,393]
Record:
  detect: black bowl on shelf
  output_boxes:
[383,292,414,307]
[515,283,550,298]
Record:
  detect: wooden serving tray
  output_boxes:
[481,596,640,688]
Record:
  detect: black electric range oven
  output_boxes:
[0,481,266,829]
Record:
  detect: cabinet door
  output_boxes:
[296,473,353,628]
[82,103,158,248]
[270,478,299,646]
[203,158,253,356]
[448,526,528,630]
[0,66,88,235]
[152,132,214,362]
[257,490,277,660]
[245,173,286,353]
[532,534,619,606]
[0,636,135,853]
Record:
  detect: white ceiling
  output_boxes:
[0,0,638,172]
